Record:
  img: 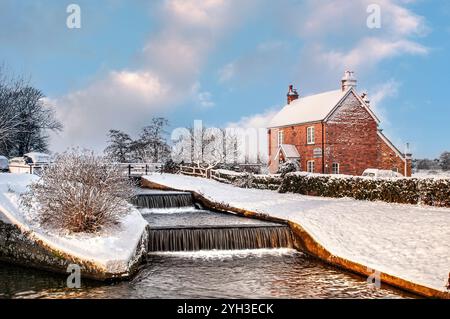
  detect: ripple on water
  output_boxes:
[0,249,417,299]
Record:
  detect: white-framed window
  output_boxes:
[277,130,284,147]
[307,160,315,173]
[307,126,315,144]
[332,163,339,174]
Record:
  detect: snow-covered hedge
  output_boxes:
[211,169,282,190]
[279,172,450,207]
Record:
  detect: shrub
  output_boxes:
[277,160,300,177]
[160,159,179,174]
[22,150,134,233]
[279,172,450,207]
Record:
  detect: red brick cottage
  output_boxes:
[268,71,412,176]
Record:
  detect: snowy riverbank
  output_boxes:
[143,173,450,295]
[0,173,148,279]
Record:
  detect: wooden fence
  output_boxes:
[179,165,212,178]
[8,164,48,175]
[118,163,162,177]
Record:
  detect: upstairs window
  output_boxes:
[332,163,339,174]
[307,126,315,144]
[278,130,284,147]
[307,160,315,173]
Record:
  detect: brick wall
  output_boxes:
[324,92,379,175]
[268,91,411,176]
[376,134,411,176]
[268,122,324,173]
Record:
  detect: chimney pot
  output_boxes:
[341,70,357,91]
[287,84,299,104]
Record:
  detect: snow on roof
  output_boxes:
[278,144,300,159]
[269,89,346,128]
[377,131,406,162]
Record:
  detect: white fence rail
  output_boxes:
[8,164,48,175]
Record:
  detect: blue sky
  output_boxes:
[1,0,449,158]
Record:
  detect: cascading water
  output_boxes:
[148,226,294,252]
[131,192,193,209]
[135,189,295,252]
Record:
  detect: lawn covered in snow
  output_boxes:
[0,173,148,274]
[144,173,450,293]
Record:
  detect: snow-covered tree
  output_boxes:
[0,67,62,156]
[104,117,170,163]
[132,117,170,163]
[22,149,134,233]
[440,152,450,171]
[104,129,133,162]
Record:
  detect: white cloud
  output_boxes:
[370,79,400,107]
[218,63,235,83]
[285,0,430,85]
[320,37,428,71]
[50,0,252,152]
[226,108,278,164]
[165,0,228,28]
[217,41,289,84]
[227,109,278,129]
[363,79,401,125]
[50,71,171,152]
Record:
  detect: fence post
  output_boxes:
[145,164,148,175]
[29,164,32,174]
[128,164,131,177]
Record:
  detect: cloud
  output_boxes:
[50,70,172,152]
[50,0,252,152]
[192,82,215,108]
[320,37,428,71]
[369,79,400,107]
[226,108,278,164]
[282,0,430,90]
[217,41,289,84]
[362,79,401,126]
[218,63,235,83]
[227,108,278,129]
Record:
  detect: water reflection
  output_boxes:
[0,249,416,299]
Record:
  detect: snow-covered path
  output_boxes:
[144,173,450,293]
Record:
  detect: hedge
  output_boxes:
[211,169,282,190]
[279,172,450,207]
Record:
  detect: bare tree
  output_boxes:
[22,149,134,233]
[440,152,450,171]
[104,129,133,162]
[0,67,62,156]
[134,117,170,163]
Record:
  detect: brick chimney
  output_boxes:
[341,71,357,91]
[287,84,299,104]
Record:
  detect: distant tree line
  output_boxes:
[104,117,170,163]
[0,66,62,157]
[413,151,450,171]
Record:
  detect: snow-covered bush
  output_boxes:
[277,160,300,177]
[160,159,179,174]
[22,150,134,233]
[279,172,450,207]
[232,172,254,188]
[211,169,282,190]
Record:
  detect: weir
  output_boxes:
[148,226,294,252]
[135,188,294,252]
[132,191,193,209]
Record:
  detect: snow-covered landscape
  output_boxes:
[2,0,450,308]
[0,173,148,277]
[143,173,450,295]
